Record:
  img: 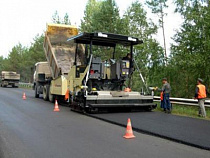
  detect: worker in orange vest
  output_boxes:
[194,78,208,117]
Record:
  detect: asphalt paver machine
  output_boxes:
[66,32,157,112]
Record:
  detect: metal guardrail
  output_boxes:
[154,96,210,108]
[19,82,33,88]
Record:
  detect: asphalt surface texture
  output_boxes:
[90,110,210,150]
[0,87,209,158]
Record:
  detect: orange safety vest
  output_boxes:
[197,84,206,99]
[124,88,131,92]
[65,89,70,101]
[160,92,163,101]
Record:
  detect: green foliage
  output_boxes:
[25,34,46,82]
[80,0,125,60]
[121,1,165,91]
[81,0,121,33]
[80,0,101,32]
[52,11,71,25]
[63,13,71,25]
[52,11,61,24]
[146,0,168,15]
[0,11,72,83]
[146,0,168,64]
[80,0,165,92]
[92,0,121,33]
[0,56,4,72]
[155,102,210,119]
[1,0,209,99]
[0,35,45,82]
[169,0,210,97]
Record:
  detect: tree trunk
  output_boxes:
[161,6,167,65]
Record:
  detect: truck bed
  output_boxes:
[1,72,20,80]
[43,24,84,78]
[52,44,84,75]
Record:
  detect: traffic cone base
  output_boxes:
[54,108,60,112]
[22,92,26,100]
[54,100,60,112]
[123,134,135,139]
[123,118,135,139]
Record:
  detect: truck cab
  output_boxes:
[33,62,52,99]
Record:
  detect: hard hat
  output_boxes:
[162,78,167,81]
[197,78,203,83]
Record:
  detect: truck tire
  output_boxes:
[43,85,49,101]
[48,86,54,103]
[35,86,39,98]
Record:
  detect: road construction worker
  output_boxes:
[194,78,208,118]
[161,78,171,113]
[122,53,131,60]
[154,78,171,113]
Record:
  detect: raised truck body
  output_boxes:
[42,23,82,102]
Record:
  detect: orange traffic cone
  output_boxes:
[22,92,26,100]
[123,118,135,139]
[54,100,60,112]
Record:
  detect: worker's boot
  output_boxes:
[198,109,202,117]
[166,109,171,114]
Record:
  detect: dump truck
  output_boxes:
[0,71,20,87]
[33,62,52,99]
[42,23,84,102]
[41,23,156,112]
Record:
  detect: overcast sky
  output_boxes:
[0,0,182,57]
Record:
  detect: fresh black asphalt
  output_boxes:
[90,111,210,150]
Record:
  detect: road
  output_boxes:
[90,111,210,150]
[0,87,209,158]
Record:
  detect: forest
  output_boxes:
[0,0,209,98]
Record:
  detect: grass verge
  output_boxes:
[18,85,33,89]
[154,102,210,120]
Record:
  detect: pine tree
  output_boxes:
[146,0,168,65]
